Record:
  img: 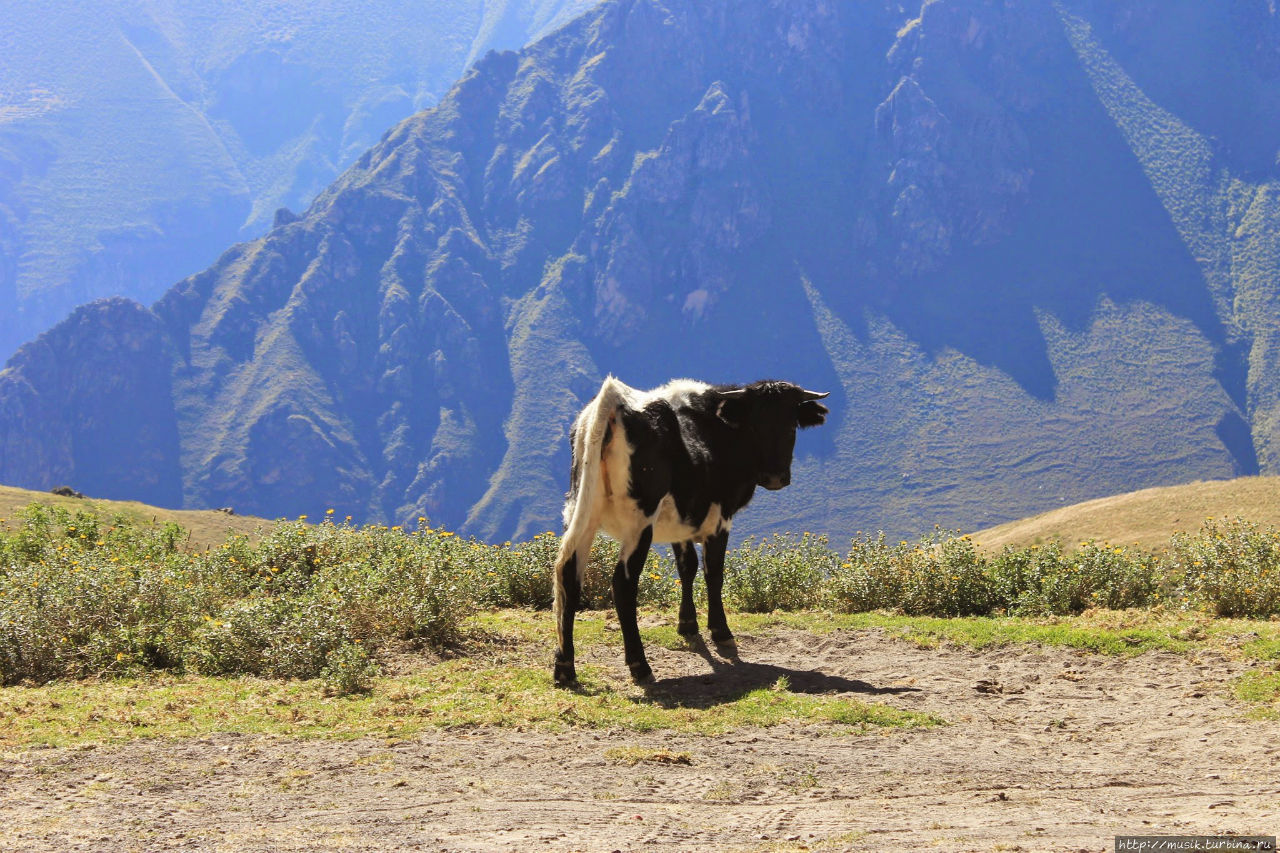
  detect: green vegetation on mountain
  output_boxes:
[2,0,1279,543]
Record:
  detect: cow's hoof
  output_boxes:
[710,628,736,647]
[628,661,654,684]
[676,619,699,638]
[553,661,578,687]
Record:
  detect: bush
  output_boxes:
[476,533,558,609]
[322,523,474,647]
[321,642,379,696]
[0,505,230,683]
[0,509,477,685]
[6,503,1280,687]
[724,533,835,612]
[185,596,348,678]
[986,541,1164,615]
[828,531,991,616]
[1172,519,1280,617]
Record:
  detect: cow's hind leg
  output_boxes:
[613,525,655,683]
[672,541,700,637]
[553,548,584,686]
[703,530,735,647]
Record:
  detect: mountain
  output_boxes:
[0,0,597,360]
[2,0,1279,543]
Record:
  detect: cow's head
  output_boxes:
[717,381,830,490]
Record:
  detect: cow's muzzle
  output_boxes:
[760,473,790,490]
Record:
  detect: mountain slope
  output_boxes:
[2,0,1278,543]
[0,0,597,360]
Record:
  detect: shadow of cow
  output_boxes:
[634,636,921,710]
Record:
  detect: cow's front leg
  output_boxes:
[553,550,583,686]
[612,525,654,683]
[703,530,734,647]
[672,541,700,637]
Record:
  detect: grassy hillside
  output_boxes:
[0,485,272,551]
[971,476,1280,553]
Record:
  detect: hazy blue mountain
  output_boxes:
[2,0,1278,543]
[0,0,597,360]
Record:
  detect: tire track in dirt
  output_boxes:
[2,627,1277,851]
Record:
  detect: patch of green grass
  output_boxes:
[1233,669,1280,720]
[1241,636,1280,661]
[470,608,612,655]
[476,606,1280,664]
[707,608,1279,659]
[870,613,1195,656]
[9,605,1280,748]
[0,657,940,749]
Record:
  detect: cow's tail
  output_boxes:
[553,376,625,631]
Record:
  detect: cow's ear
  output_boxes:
[716,393,749,428]
[797,400,828,429]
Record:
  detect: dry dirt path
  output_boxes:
[2,627,1277,852]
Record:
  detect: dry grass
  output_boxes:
[970,476,1280,553]
[0,485,275,551]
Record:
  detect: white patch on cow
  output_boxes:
[640,378,710,411]
[652,501,724,545]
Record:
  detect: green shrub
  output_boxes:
[986,541,1163,615]
[637,552,683,611]
[322,523,474,647]
[321,642,379,696]
[0,505,230,682]
[724,533,835,612]
[476,534,557,609]
[1172,519,1280,617]
[0,509,477,685]
[186,596,346,678]
[470,531,681,612]
[6,502,1280,688]
[828,531,991,616]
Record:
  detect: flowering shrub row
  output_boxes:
[2,504,1278,686]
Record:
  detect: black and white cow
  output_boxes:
[552,376,829,685]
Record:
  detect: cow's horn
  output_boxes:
[800,389,830,401]
[719,388,748,398]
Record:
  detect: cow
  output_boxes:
[552,376,829,685]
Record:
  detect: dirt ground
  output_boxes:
[2,627,1277,852]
